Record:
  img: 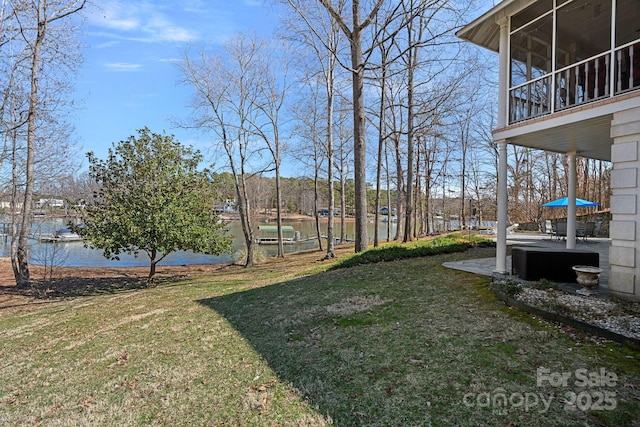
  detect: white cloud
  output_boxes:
[144,15,197,42]
[87,1,197,44]
[104,62,143,72]
[103,17,140,32]
[88,2,140,31]
[158,57,181,64]
[95,40,119,49]
[182,0,209,14]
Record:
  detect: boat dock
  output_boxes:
[30,228,83,243]
[255,225,318,245]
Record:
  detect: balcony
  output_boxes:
[509,42,640,124]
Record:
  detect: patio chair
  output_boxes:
[591,221,602,237]
[545,219,552,234]
[552,221,567,240]
[540,219,553,234]
[577,222,595,242]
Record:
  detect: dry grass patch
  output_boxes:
[325,295,391,316]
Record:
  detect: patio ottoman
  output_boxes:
[511,247,599,282]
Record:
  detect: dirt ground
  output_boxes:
[0,257,233,311]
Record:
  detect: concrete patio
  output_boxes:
[443,232,611,297]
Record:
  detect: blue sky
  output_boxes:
[73,0,277,167]
[72,0,497,174]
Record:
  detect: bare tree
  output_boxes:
[244,38,292,257]
[287,0,390,252]
[289,73,327,252]
[370,12,393,246]
[179,40,267,267]
[454,107,473,229]
[282,1,346,258]
[420,130,444,234]
[391,0,470,241]
[334,98,353,243]
[2,0,86,287]
[323,0,385,251]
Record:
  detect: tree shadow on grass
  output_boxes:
[0,262,236,308]
[197,262,640,427]
[35,275,149,298]
[198,280,342,423]
[0,276,148,301]
[0,261,237,303]
[197,264,445,426]
[0,271,196,301]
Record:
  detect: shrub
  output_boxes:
[530,279,558,291]
[490,279,523,298]
[329,233,493,270]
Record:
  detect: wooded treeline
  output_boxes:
[30,150,611,228]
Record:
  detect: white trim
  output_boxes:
[499,18,510,128]
[456,0,518,39]
[610,0,617,97]
[495,95,640,141]
[550,2,558,114]
[510,4,553,35]
[567,152,577,249]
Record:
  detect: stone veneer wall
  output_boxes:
[609,106,640,300]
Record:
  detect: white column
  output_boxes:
[497,18,509,129]
[566,151,577,249]
[494,17,510,275]
[495,140,508,274]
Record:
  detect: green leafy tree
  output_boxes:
[75,128,232,285]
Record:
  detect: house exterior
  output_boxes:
[35,198,65,209]
[458,0,640,300]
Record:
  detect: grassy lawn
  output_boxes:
[1,237,639,426]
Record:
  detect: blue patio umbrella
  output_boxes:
[541,197,599,207]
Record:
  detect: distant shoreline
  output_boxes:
[220,213,358,222]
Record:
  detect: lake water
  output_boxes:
[0,217,400,267]
[1,216,494,267]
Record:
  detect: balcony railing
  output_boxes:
[508,41,640,124]
[509,75,551,123]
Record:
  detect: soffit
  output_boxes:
[494,94,640,162]
[497,115,612,161]
[456,0,531,52]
